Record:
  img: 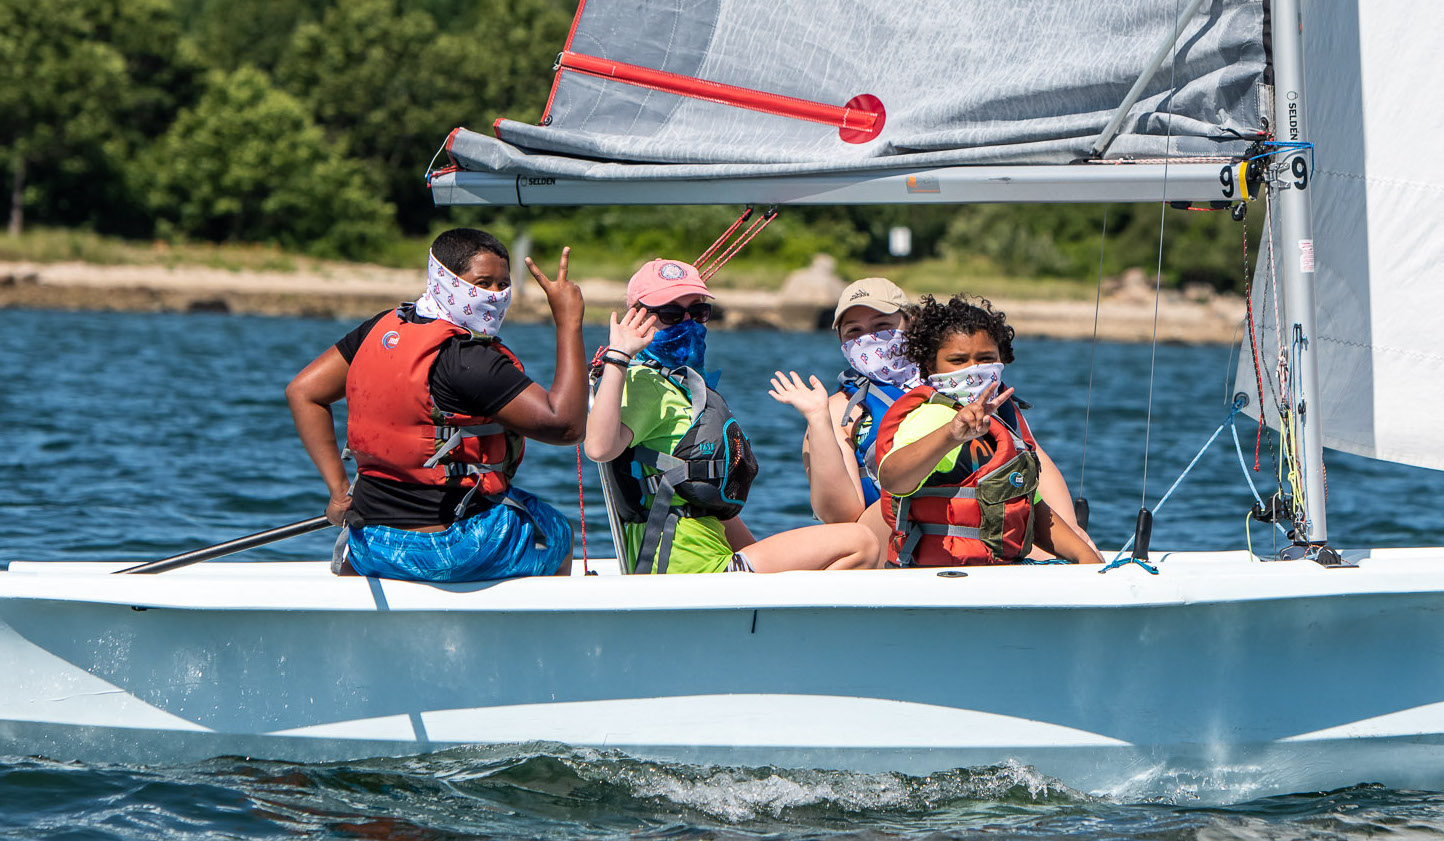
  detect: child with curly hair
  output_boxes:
[875,294,1100,567]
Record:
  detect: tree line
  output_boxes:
[1,0,1257,290]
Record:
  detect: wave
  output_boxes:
[6,744,1443,840]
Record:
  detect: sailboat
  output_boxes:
[4,0,1443,804]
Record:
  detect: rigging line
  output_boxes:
[1077,206,1108,495]
[1112,400,1247,562]
[1242,215,1270,470]
[1138,0,1182,512]
[1230,419,1290,538]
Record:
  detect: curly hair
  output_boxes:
[901,294,1015,376]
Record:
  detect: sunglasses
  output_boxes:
[641,302,713,326]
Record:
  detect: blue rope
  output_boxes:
[1017,557,1072,565]
[1230,415,1291,539]
[1100,553,1158,575]
[1104,397,1248,571]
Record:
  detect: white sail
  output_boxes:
[1235,1,1444,471]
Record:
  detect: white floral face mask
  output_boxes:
[414,250,511,336]
[928,362,1005,406]
[841,329,921,390]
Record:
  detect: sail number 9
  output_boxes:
[1291,155,1309,190]
[1220,156,1308,197]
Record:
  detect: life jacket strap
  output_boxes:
[634,472,687,575]
[423,423,506,468]
[641,462,723,495]
[638,360,709,421]
[893,486,981,566]
[448,462,505,518]
[840,377,871,430]
[914,523,982,539]
[913,486,977,499]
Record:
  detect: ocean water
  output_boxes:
[3,308,1444,839]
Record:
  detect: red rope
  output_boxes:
[1243,221,1266,472]
[700,209,779,281]
[696,207,753,268]
[575,445,588,574]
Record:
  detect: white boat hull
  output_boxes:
[4,548,1444,802]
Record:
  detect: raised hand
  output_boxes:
[609,306,659,356]
[946,382,1015,443]
[525,247,583,328]
[767,370,830,419]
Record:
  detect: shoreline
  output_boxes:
[0,260,1245,343]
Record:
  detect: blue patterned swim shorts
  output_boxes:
[346,487,571,582]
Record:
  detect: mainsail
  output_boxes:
[1234,2,1444,472]
[438,0,1266,183]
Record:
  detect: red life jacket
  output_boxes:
[876,386,1040,566]
[345,310,524,495]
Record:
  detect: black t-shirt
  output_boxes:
[336,307,533,527]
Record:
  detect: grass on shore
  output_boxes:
[2,227,1097,302]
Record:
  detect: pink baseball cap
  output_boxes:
[626,259,714,307]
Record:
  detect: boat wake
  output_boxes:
[9,744,1444,840]
[0,743,1090,838]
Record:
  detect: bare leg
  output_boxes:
[741,522,881,572]
[858,502,892,566]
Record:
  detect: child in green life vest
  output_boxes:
[585,259,882,574]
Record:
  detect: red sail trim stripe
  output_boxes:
[539,0,592,125]
[557,51,882,136]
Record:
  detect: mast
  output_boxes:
[1268,0,1334,558]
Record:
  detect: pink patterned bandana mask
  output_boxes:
[928,362,1005,406]
[841,329,921,390]
[414,250,511,337]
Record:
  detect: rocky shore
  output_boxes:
[0,257,1244,343]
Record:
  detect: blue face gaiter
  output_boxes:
[639,318,707,371]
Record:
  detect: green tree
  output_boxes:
[1,0,124,235]
[173,0,329,76]
[0,0,201,237]
[276,0,570,234]
[142,67,394,258]
[942,202,1260,292]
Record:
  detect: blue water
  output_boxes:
[4,308,1444,838]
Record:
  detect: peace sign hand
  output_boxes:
[946,382,1015,443]
[525,246,583,328]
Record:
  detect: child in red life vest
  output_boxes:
[875,295,1102,567]
[286,228,588,581]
